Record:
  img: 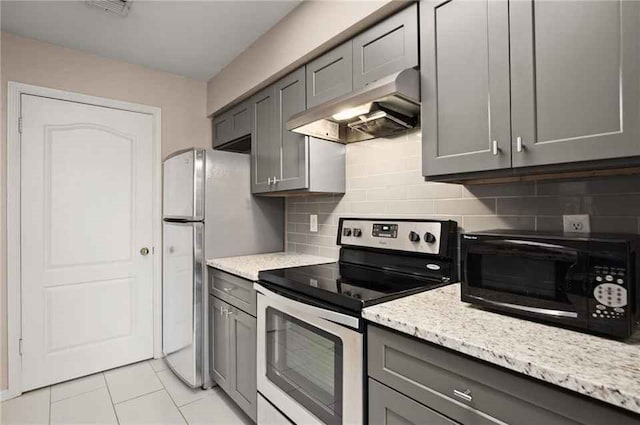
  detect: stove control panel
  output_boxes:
[339,219,445,255]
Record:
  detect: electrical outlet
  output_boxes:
[310,214,318,232]
[563,214,591,233]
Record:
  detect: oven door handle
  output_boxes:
[253,283,361,329]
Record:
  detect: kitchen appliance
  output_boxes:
[162,148,283,388]
[461,230,640,339]
[287,68,420,143]
[256,218,458,424]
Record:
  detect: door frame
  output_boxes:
[5,82,163,400]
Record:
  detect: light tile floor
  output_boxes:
[1,359,253,425]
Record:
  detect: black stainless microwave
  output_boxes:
[461,230,640,339]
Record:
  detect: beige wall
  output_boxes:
[206,0,408,116]
[0,31,210,390]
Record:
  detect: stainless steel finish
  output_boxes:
[469,296,579,318]
[339,219,444,255]
[516,136,524,152]
[163,221,206,388]
[255,285,364,425]
[258,394,293,425]
[162,148,284,390]
[287,68,420,143]
[253,283,360,329]
[453,389,473,403]
[492,140,499,155]
[140,247,149,256]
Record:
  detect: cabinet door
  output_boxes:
[369,379,458,425]
[306,41,353,108]
[229,306,257,422]
[251,84,278,194]
[274,67,309,192]
[353,3,418,89]
[210,297,230,390]
[422,0,512,177]
[510,0,640,167]
[229,100,251,141]
[212,112,232,148]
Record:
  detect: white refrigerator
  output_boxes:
[162,148,283,388]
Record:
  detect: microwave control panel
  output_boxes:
[590,265,628,320]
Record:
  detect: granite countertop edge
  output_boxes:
[206,252,336,281]
[362,289,640,415]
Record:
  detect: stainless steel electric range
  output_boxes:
[254,218,459,425]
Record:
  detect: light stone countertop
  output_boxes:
[206,251,336,281]
[363,283,640,414]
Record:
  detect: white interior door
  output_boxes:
[20,94,154,391]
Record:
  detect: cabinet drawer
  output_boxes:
[209,269,256,316]
[369,379,458,425]
[368,325,639,425]
[353,3,418,89]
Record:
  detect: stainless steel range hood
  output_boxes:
[287,68,420,143]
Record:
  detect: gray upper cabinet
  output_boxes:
[274,67,309,192]
[306,41,353,108]
[510,0,640,168]
[212,99,252,149]
[422,0,511,177]
[353,3,418,89]
[251,84,278,193]
[251,68,346,195]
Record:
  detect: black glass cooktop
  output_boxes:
[258,262,449,313]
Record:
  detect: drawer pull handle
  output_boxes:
[453,389,473,403]
[223,287,233,292]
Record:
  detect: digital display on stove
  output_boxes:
[372,223,398,238]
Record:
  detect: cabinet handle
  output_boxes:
[453,389,473,403]
[516,136,524,153]
[492,140,499,156]
[273,176,279,184]
[267,177,272,185]
[222,287,232,292]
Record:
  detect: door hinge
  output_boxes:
[18,117,23,134]
[18,338,23,356]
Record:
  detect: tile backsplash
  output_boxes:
[285,130,640,259]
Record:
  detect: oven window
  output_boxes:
[468,254,571,300]
[266,307,343,425]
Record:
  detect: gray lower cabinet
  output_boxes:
[509,0,640,168]
[369,379,457,425]
[213,99,252,149]
[367,325,640,425]
[353,3,418,89]
[209,269,258,422]
[306,40,353,108]
[251,67,346,195]
[421,0,512,176]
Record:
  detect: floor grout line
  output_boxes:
[155,364,189,425]
[49,375,108,405]
[103,372,121,425]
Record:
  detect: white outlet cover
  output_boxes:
[563,214,591,233]
[310,214,318,232]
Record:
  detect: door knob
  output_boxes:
[140,247,150,256]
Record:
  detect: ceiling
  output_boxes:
[0,0,302,80]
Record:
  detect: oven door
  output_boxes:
[461,236,589,325]
[254,283,363,425]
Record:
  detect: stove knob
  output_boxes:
[343,228,352,237]
[353,228,362,237]
[424,232,436,244]
[409,231,420,243]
